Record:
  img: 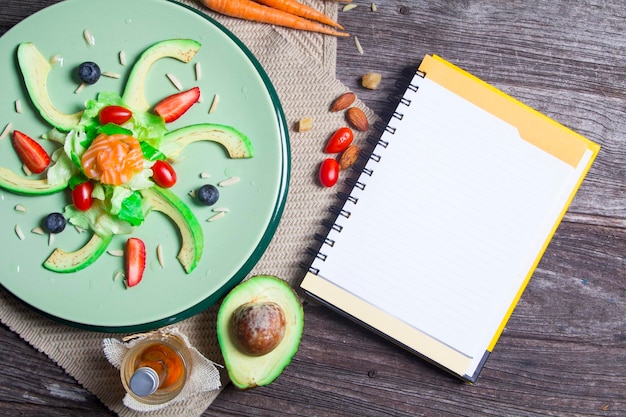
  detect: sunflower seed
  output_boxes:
[218,176,240,187]
[1,122,13,140]
[195,62,202,81]
[354,36,364,55]
[207,211,226,222]
[102,71,121,79]
[209,94,220,114]
[15,225,24,241]
[83,29,95,46]
[157,244,165,268]
[166,73,183,91]
[74,82,86,94]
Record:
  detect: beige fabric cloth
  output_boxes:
[0,1,377,416]
[102,327,222,412]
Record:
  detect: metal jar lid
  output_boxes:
[129,367,160,397]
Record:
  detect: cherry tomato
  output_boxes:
[72,181,94,211]
[324,127,354,153]
[319,158,340,187]
[151,160,177,188]
[98,105,132,125]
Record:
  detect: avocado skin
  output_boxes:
[0,166,67,195]
[217,275,304,389]
[161,123,254,159]
[121,39,201,112]
[17,42,83,131]
[43,233,113,273]
[140,186,204,274]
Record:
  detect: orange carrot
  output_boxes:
[254,0,344,30]
[199,0,349,36]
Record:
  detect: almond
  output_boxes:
[346,107,369,131]
[330,92,356,112]
[338,145,360,170]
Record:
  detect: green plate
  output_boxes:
[0,0,289,332]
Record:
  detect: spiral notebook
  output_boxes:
[301,54,600,383]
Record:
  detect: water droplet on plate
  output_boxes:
[224,167,237,177]
[50,54,64,68]
[149,259,162,271]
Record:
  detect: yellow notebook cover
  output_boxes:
[301,55,599,382]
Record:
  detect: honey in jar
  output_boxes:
[120,333,192,405]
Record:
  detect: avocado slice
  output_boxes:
[0,166,67,195]
[160,123,254,159]
[140,186,203,273]
[17,42,83,132]
[122,39,201,112]
[217,275,304,389]
[43,233,113,273]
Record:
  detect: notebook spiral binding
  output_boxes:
[305,70,425,274]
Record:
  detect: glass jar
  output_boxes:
[120,332,192,405]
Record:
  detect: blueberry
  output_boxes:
[197,184,219,206]
[77,61,101,85]
[44,212,66,234]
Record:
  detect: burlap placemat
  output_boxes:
[0,1,377,416]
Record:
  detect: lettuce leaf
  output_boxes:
[115,190,145,226]
[64,201,135,237]
[46,148,77,186]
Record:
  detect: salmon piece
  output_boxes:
[81,133,144,185]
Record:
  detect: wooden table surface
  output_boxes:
[1,1,625,416]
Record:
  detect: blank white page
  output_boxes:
[311,74,580,366]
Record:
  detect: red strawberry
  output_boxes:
[154,87,200,122]
[125,237,146,288]
[12,130,51,174]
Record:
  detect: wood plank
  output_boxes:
[0,0,624,416]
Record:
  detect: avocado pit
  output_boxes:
[231,301,286,356]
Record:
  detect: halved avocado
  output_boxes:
[217,275,304,389]
[43,233,113,273]
[140,186,203,273]
[121,39,201,112]
[0,166,67,195]
[17,42,83,131]
[160,123,254,159]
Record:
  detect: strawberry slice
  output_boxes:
[125,237,146,288]
[154,87,200,123]
[12,130,51,174]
